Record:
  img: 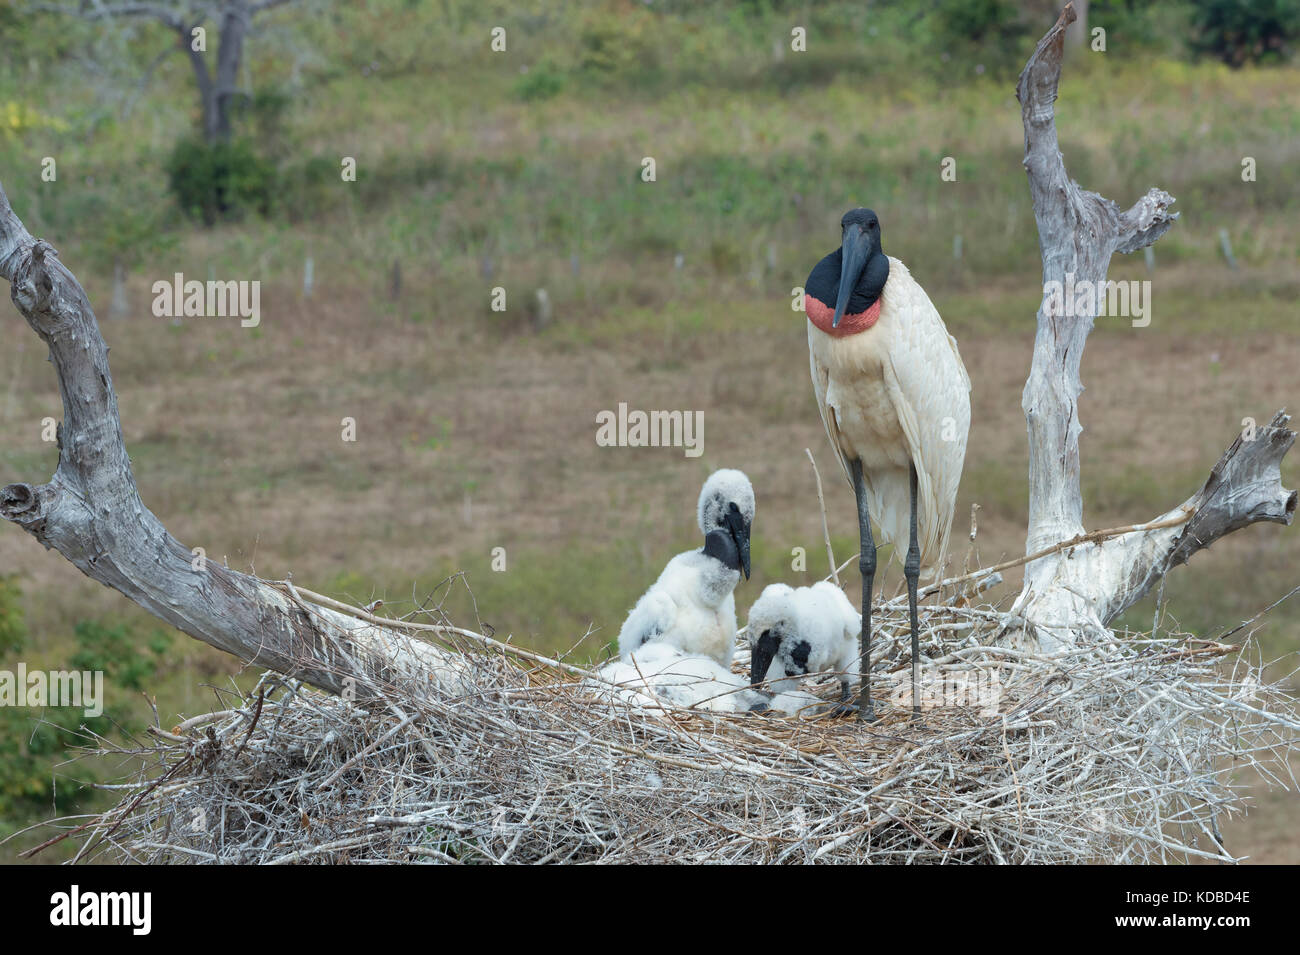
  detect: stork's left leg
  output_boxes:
[825,680,858,718]
[851,459,876,723]
[906,461,922,720]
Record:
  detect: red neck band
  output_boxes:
[805,295,881,337]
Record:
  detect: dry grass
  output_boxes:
[27,586,1299,865]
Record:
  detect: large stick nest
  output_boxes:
[45,594,1300,864]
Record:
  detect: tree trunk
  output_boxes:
[182,0,249,144]
[211,0,251,143]
[1009,4,1295,650]
[182,30,221,144]
[54,0,283,145]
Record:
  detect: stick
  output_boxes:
[916,509,1195,600]
[281,583,592,679]
[806,448,839,587]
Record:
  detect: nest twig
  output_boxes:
[30,588,1299,865]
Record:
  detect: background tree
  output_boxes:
[31,0,299,143]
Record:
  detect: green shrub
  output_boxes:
[576,7,661,80]
[514,60,566,101]
[925,0,1034,77]
[0,706,96,820]
[0,576,25,656]
[166,137,276,225]
[0,610,172,830]
[69,619,171,692]
[1088,0,1193,57]
[1189,0,1298,66]
[280,154,345,222]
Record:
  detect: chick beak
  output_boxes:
[724,503,751,579]
[750,630,779,687]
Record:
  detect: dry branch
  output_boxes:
[0,181,461,699]
[806,447,840,587]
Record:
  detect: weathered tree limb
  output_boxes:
[0,180,459,698]
[1010,4,1294,648]
[1085,412,1296,623]
[27,3,187,30]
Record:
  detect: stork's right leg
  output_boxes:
[851,459,876,723]
[906,461,922,720]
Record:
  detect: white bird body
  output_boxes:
[766,689,825,717]
[808,257,970,578]
[804,209,970,718]
[617,551,738,666]
[596,643,763,712]
[615,469,754,666]
[596,643,820,716]
[747,581,861,698]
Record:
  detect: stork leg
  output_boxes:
[823,680,858,718]
[905,461,922,720]
[851,459,876,723]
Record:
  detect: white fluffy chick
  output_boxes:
[746,581,861,713]
[616,469,754,666]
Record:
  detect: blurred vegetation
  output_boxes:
[1189,0,1300,66]
[928,0,1035,77]
[0,0,1289,276]
[0,575,173,845]
[167,138,277,225]
[0,0,1296,859]
[0,576,25,656]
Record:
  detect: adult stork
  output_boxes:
[804,208,970,720]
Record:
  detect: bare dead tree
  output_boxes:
[29,0,297,143]
[1008,4,1295,649]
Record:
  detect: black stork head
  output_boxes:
[698,469,754,579]
[805,207,890,331]
[745,584,810,692]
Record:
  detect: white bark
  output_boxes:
[0,182,459,698]
[1011,5,1296,649]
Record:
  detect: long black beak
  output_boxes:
[723,503,751,579]
[833,224,870,329]
[750,630,780,687]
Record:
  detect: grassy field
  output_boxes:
[0,1,1296,862]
